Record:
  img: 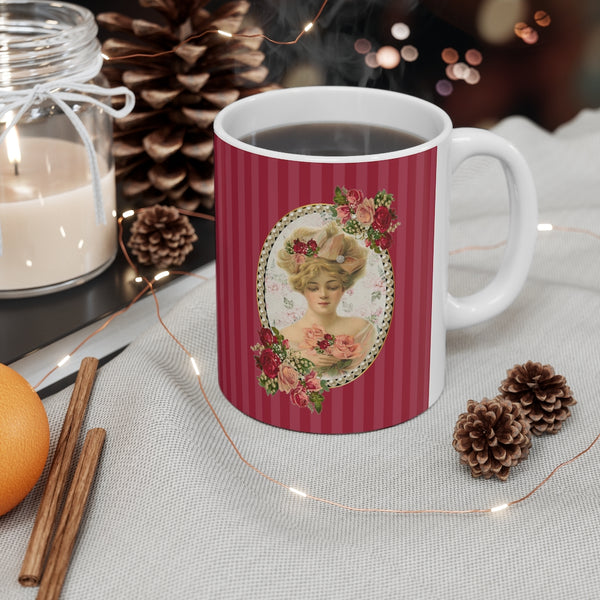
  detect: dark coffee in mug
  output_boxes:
[240,122,425,156]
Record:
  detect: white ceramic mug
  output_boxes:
[213,86,537,433]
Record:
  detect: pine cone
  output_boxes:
[453,397,532,481]
[499,361,576,436]
[127,205,198,268]
[98,1,278,212]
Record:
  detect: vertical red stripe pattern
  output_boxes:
[215,136,437,433]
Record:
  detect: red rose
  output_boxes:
[259,348,281,378]
[372,206,392,232]
[317,339,330,350]
[259,327,276,347]
[307,239,318,253]
[377,232,392,249]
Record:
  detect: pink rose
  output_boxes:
[277,364,300,393]
[346,189,364,210]
[259,327,276,347]
[355,197,375,226]
[330,334,361,360]
[289,385,309,407]
[336,205,352,225]
[301,325,326,349]
[304,371,322,392]
[293,254,306,266]
[372,206,392,232]
[259,348,281,378]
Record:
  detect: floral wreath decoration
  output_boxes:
[330,187,400,253]
[252,187,400,414]
[251,327,330,413]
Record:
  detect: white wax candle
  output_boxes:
[0,137,117,292]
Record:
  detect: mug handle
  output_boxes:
[446,128,538,330]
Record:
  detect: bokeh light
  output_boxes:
[365,52,379,68]
[523,29,539,44]
[477,0,527,45]
[376,45,401,69]
[441,47,459,64]
[400,45,419,62]
[534,10,551,27]
[354,38,372,54]
[391,22,410,41]
[464,68,481,85]
[520,26,539,44]
[513,22,528,37]
[465,49,483,66]
[435,79,453,96]
[451,62,470,79]
[445,64,459,81]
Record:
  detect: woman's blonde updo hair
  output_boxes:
[277,222,368,292]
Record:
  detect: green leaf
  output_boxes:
[333,186,347,205]
[264,377,279,395]
[295,357,314,374]
[309,392,323,414]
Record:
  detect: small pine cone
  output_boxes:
[127,205,198,268]
[499,361,576,436]
[453,397,532,481]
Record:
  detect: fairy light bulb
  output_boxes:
[537,223,553,231]
[57,355,71,368]
[122,209,135,219]
[289,487,308,498]
[190,357,200,376]
[217,29,233,38]
[490,503,509,513]
[304,22,313,32]
[154,271,170,281]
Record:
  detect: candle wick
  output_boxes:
[13,162,19,176]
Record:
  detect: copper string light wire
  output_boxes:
[102,0,330,62]
[30,206,600,517]
[450,223,600,255]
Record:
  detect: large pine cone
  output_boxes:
[127,205,198,268]
[499,361,576,436]
[98,0,278,212]
[453,397,532,481]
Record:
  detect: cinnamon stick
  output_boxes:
[19,357,99,587]
[36,428,106,600]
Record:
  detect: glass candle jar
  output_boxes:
[0,0,134,297]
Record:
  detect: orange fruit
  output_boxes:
[0,364,50,516]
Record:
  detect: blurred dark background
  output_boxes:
[83,0,600,130]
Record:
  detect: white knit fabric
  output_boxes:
[1,110,599,599]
